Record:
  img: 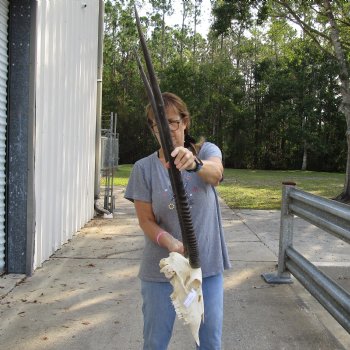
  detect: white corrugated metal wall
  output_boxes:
[0,0,8,272]
[34,0,99,268]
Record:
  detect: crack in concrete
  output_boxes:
[235,212,279,259]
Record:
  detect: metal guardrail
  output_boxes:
[262,182,350,333]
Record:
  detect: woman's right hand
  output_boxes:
[167,236,185,254]
[159,232,184,255]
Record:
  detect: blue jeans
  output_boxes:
[141,273,223,350]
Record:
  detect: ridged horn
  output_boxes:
[134,6,200,268]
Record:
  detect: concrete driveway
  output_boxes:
[0,187,349,349]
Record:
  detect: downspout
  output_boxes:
[94,0,110,215]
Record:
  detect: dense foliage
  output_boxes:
[102,0,348,173]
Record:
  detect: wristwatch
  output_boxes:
[187,157,203,173]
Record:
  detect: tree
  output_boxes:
[101,0,346,173]
[103,1,154,163]
[179,0,193,60]
[149,0,173,67]
[212,0,350,201]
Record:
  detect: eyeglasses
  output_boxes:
[148,119,182,133]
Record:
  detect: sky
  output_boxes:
[140,0,213,37]
[166,0,212,36]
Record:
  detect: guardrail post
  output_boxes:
[262,182,295,284]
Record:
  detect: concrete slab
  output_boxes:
[0,187,349,349]
[222,219,260,242]
[52,232,144,260]
[236,209,350,263]
[0,274,26,299]
[0,257,143,350]
[222,262,346,350]
[227,241,277,262]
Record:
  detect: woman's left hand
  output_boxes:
[170,147,196,172]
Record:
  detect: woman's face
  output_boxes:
[150,105,188,148]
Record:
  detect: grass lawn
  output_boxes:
[103,164,131,186]
[106,164,345,210]
[218,169,344,209]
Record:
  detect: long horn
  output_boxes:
[134,7,200,268]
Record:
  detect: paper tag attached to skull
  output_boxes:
[183,288,197,308]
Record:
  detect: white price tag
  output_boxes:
[183,288,197,308]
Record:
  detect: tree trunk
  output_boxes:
[301,140,307,171]
[324,0,350,202]
[193,1,197,61]
[180,0,187,60]
[161,7,165,68]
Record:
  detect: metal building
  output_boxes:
[3,0,104,275]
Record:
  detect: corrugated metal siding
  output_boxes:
[0,0,8,272]
[34,0,99,268]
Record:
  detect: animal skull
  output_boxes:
[160,252,204,346]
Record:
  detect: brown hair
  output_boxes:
[146,92,204,154]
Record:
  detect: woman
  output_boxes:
[125,92,231,350]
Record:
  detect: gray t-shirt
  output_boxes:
[124,142,231,282]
